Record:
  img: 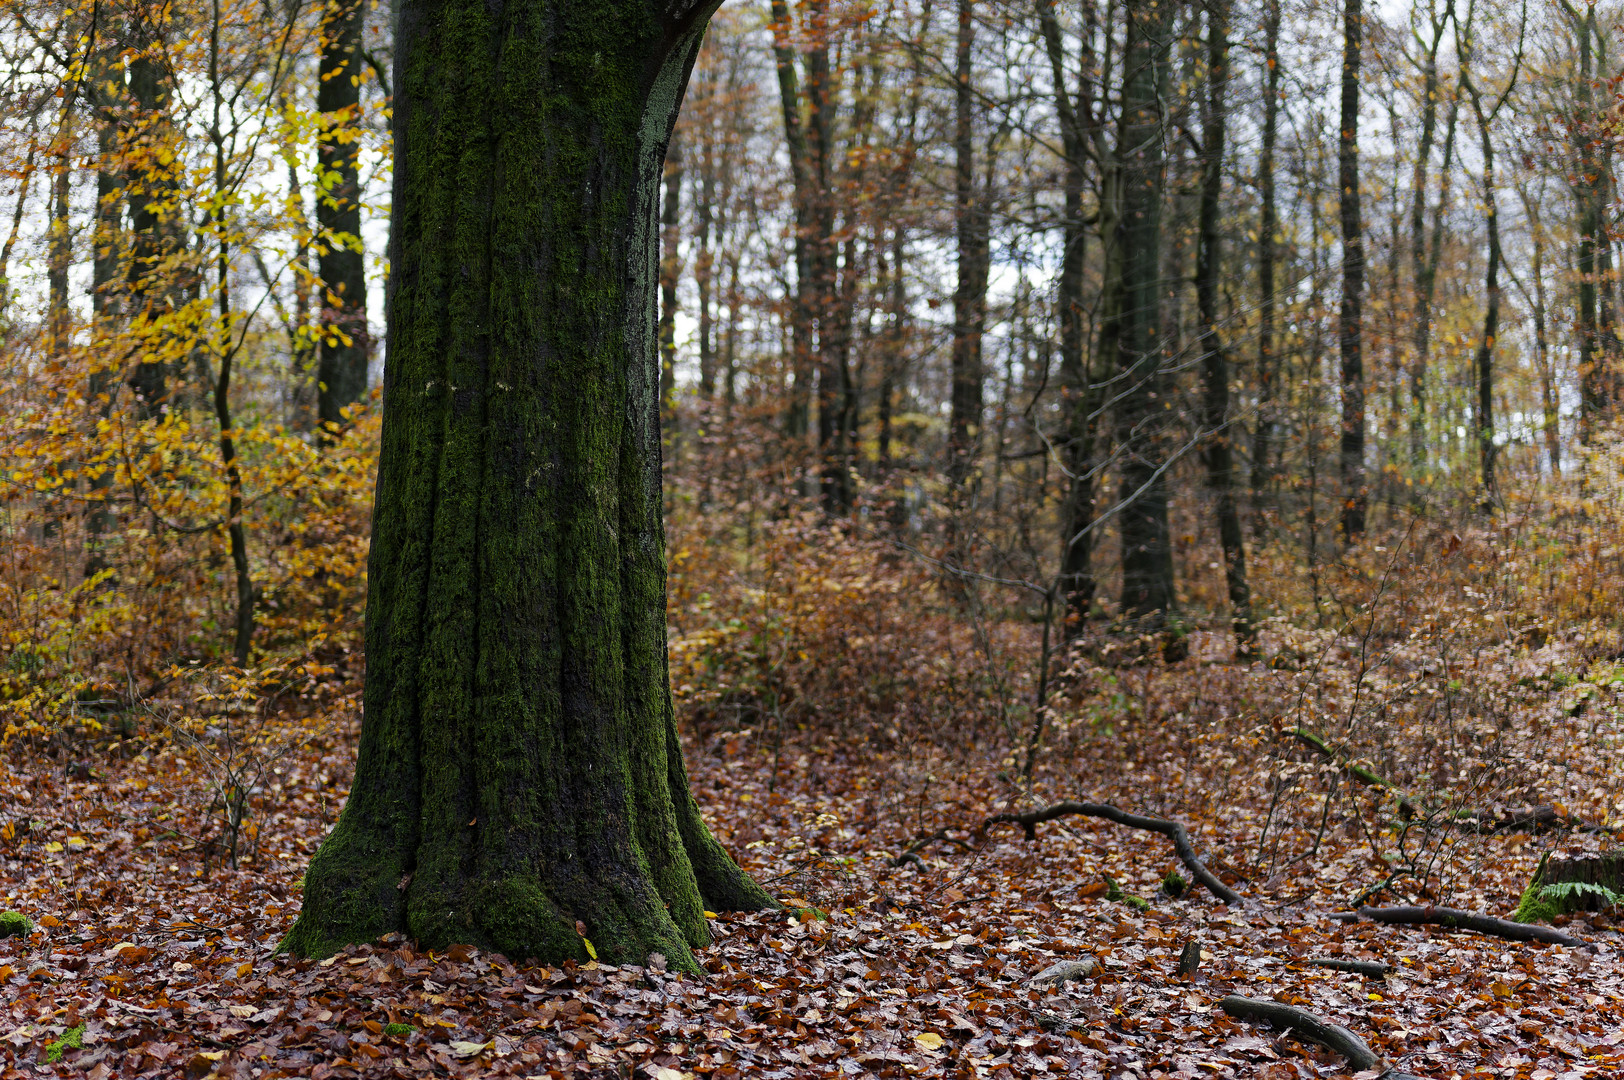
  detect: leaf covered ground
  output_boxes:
[3,623,1623,1080]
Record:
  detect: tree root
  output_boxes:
[980,802,1242,906]
[1219,995,1423,1079]
[1350,905,1583,947]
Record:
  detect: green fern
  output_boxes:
[1537,880,1624,907]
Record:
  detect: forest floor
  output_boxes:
[2,629,1622,1080]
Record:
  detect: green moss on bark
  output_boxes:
[284,0,773,971]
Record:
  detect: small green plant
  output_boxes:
[44,1023,84,1063]
[0,910,32,938]
[1161,871,1187,898]
[1104,876,1150,911]
[383,1022,414,1037]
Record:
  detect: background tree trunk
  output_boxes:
[316,0,371,437]
[948,0,988,489]
[1114,0,1175,623]
[1250,0,1280,508]
[1196,0,1253,653]
[285,0,774,969]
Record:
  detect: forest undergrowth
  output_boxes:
[4,491,1624,1079]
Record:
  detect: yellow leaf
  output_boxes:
[43,841,62,853]
[582,937,597,961]
[703,911,719,919]
[66,836,85,849]
[1491,981,1512,999]
[1367,993,1383,1001]
[449,1040,492,1058]
[915,1032,945,1051]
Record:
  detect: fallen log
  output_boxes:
[981,802,1242,907]
[1219,995,1422,1080]
[1355,905,1582,947]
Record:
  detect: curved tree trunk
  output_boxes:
[285,0,775,970]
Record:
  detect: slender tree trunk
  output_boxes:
[207,0,255,666]
[316,0,370,436]
[948,0,988,488]
[1114,0,1175,623]
[1458,6,1518,508]
[48,103,72,359]
[1519,187,1559,475]
[770,0,815,444]
[1568,3,1604,438]
[1337,0,1366,540]
[694,93,716,400]
[1407,5,1451,479]
[285,0,774,969]
[1251,0,1280,508]
[87,44,125,578]
[1196,0,1253,654]
[0,145,35,331]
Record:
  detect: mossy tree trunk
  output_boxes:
[284,0,775,971]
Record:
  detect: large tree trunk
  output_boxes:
[1337,0,1365,540]
[1195,0,1253,654]
[1114,0,1175,623]
[285,0,774,969]
[316,0,371,436]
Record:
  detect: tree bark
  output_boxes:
[316,0,371,437]
[1196,0,1253,653]
[1337,0,1365,540]
[1113,0,1175,623]
[284,0,774,969]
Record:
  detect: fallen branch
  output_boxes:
[1219,995,1422,1079]
[1289,729,1611,834]
[1288,727,1417,816]
[1353,905,1583,947]
[1304,957,1390,977]
[981,802,1242,906]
